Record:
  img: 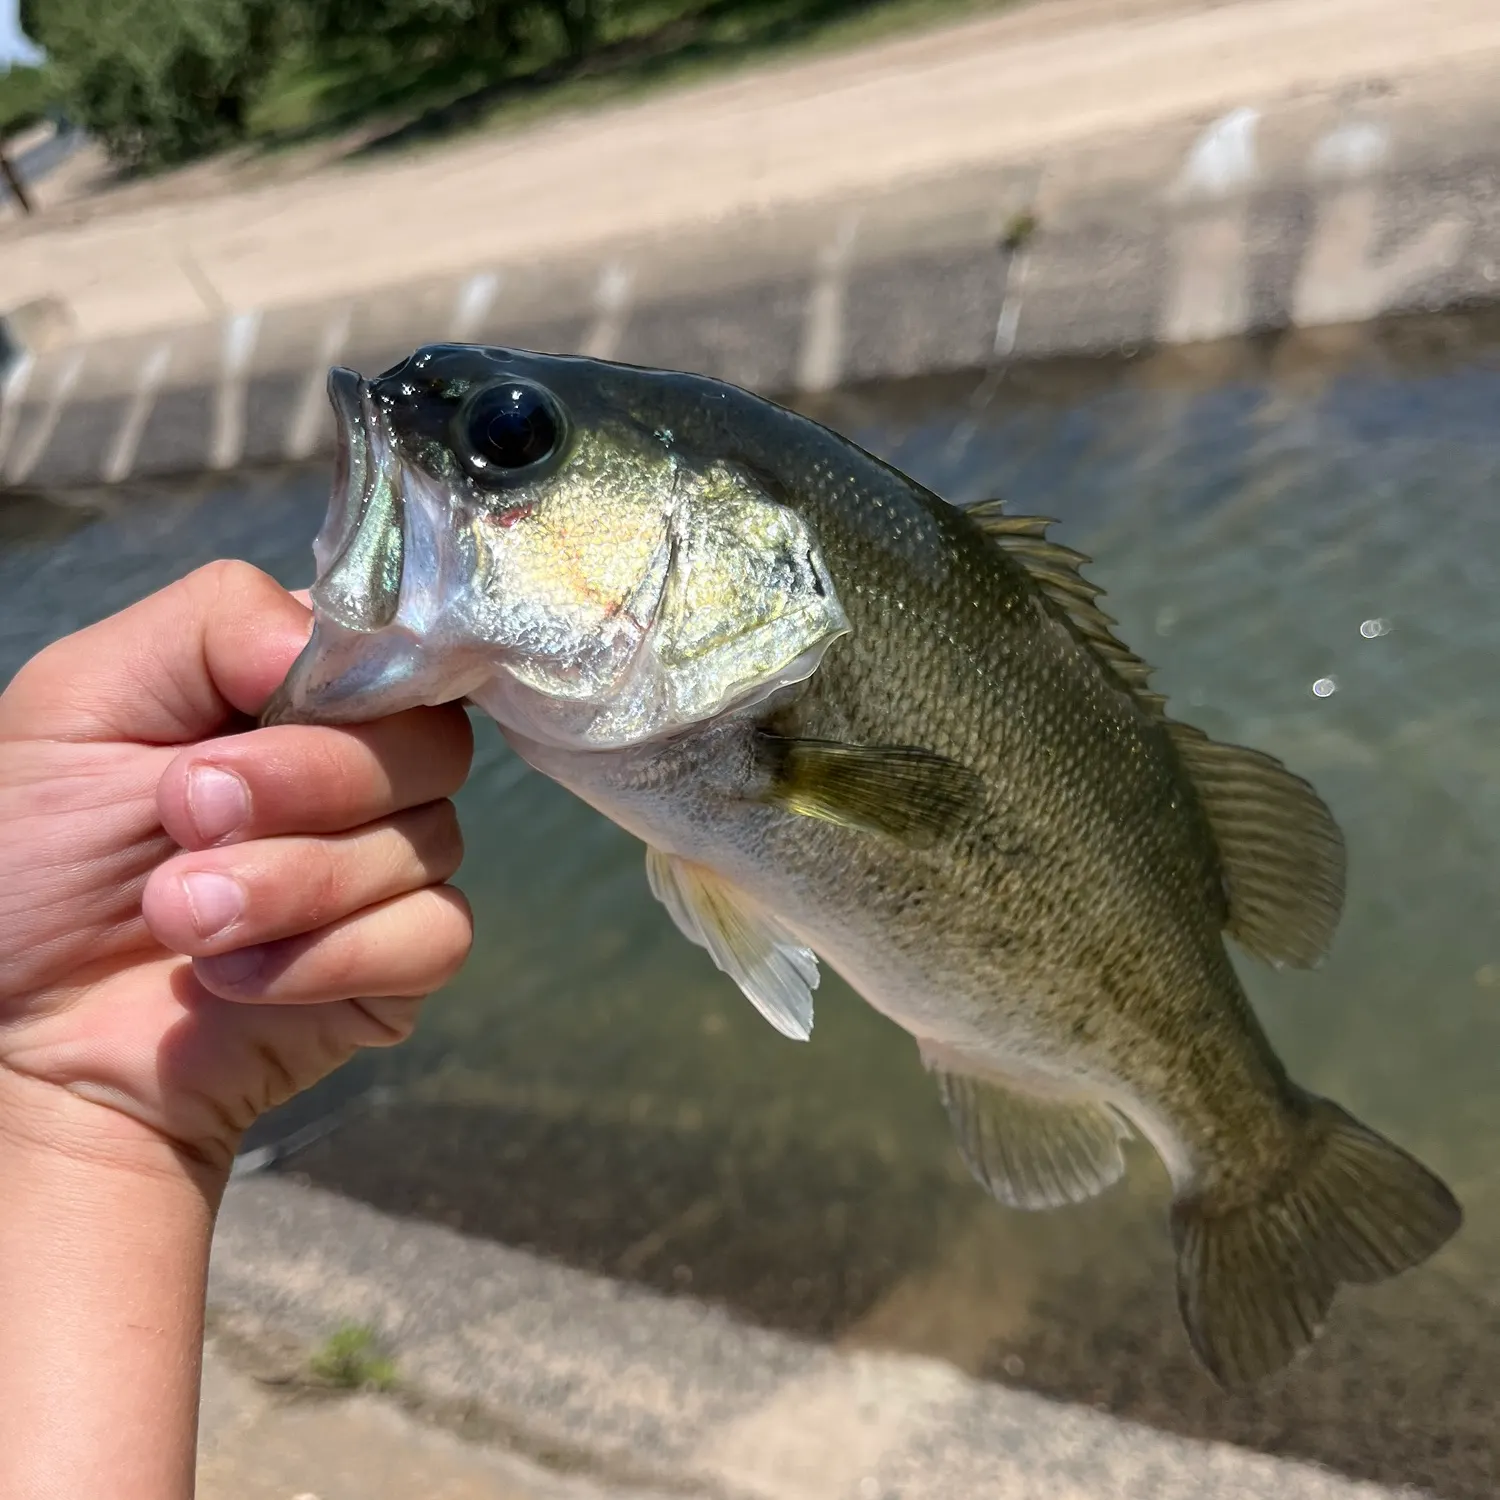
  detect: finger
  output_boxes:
[156,705,474,849]
[142,800,464,957]
[192,885,473,1004]
[337,995,429,1049]
[0,560,314,744]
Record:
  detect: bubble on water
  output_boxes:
[1312,677,1337,698]
[1002,1354,1026,1378]
[1359,617,1392,638]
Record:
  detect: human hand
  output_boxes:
[0,560,474,1180]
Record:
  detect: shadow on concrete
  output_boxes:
[283,1096,1499,1499]
[281,1096,977,1340]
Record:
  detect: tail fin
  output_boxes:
[1171,1096,1461,1387]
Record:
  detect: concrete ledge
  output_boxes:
[209,1172,1420,1500]
[7,55,1500,496]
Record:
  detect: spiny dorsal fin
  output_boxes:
[964,497,1345,969]
[962,498,1168,717]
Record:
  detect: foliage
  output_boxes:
[310,0,529,63]
[13,0,1006,170]
[307,1322,398,1390]
[19,0,298,168]
[0,59,63,135]
[303,0,610,83]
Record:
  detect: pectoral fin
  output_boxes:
[922,1049,1132,1210]
[645,848,818,1041]
[757,736,985,849]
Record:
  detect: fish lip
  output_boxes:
[311,365,378,582]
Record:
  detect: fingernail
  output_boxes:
[196,947,263,989]
[186,765,249,844]
[180,872,244,938]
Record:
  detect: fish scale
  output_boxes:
[265,343,1461,1389]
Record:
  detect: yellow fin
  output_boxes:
[645,848,818,1040]
[966,497,1345,968]
[758,735,984,849]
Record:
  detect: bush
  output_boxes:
[0,61,64,137]
[311,0,528,61]
[20,0,297,168]
[305,0,609,74]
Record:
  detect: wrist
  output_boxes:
[0,1067,221,1500]
[0,1064,234,1206]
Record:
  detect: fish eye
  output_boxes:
[455,379,565,478]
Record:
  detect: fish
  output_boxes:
[263,343,1462,1386]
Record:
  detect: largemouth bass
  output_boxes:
[264,344,1460,1386]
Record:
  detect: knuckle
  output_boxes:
[307,938,365,1000]
[431,890,474,983]
[410,799,465,879]
[353,996,423,1047]
[193,557,273,600]
[297,841,347,929]
[431,708,476,790]
[302,729,372,821]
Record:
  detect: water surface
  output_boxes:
[4,316,1498,1495]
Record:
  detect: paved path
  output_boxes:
[5,0,1500,345]
[8,0,1500,496]
[197,1341,674,1500]
[203,1173,1469,1500]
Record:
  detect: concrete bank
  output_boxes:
[5,1,1500,494]
[206,1175,1431,1500]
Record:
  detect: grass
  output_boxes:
[246,0,1019,163]
[308,1322,399,1391]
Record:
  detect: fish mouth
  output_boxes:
[306,366,404,632]
[310,366,371,580]
[260,365,413,728]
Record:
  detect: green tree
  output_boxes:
[309,0,530,68]
[20,0,295,168]
[551,0,610,61]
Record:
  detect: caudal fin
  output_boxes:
[1171,1096,1462,1387]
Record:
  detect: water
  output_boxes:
[4,315,1499,1494]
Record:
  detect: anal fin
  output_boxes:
[922,1050,1132,1210]
[646,848,818,1041]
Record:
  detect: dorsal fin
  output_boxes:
[963,497,1346,968]
[962,498,1168,717]
[1166,721,1345,967]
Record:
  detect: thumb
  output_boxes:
[0,561,314,745]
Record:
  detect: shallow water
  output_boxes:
[4,317,1499,1494]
